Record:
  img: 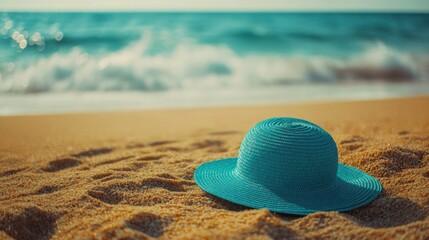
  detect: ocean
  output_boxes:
[1,12,429,115]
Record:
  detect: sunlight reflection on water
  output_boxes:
[1,16,63,52]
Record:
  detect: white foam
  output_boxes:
[0,36,428,93]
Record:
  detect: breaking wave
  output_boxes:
[0,36,428,93]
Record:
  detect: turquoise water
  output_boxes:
[0,12,428,114]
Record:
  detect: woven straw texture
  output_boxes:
[194,117,382,215]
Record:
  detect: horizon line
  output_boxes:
[1,9,429,13]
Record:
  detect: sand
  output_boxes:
[0,96,428,240]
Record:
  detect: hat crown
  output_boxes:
[235,117,338,191]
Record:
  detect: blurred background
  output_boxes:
[1,0,429,115]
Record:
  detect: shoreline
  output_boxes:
[1,83,429,116]
[0,95,428,158]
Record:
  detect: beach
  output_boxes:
[0,96,428,239]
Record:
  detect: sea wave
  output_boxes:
[229,29,331,42]
[0,36,427,93]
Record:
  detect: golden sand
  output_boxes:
[0,96,428,239]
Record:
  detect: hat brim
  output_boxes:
[194,158,382,215]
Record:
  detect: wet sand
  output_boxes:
[0,96,428,239]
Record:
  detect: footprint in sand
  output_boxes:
[348,196,427,228]
[368,147,427,177]
[209,131,240,136]
[340,136,366,151]
[35,185,61,195]
[191,139,228,153]
[92,172,128,182]
[42,158,81,172]
[398,130,410,136]
[92,172,113,180]
[71,147,114,158]
[340,135,366,144]
[125,142,146,149]
[112,162,145,172]
[380,147,426,175]
[0,207,58,240]
[0,167,26,178]
[42,147,116,172]
[126,212,171,238]
[156,173,176,179]
[93,155,134,167]
[137,155,166,161]
[126,140,176,149]
[148,140,176,147]
[87,177,193,205]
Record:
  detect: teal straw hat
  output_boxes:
[194,117,382,215]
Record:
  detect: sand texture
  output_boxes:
[0,96,428,239]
